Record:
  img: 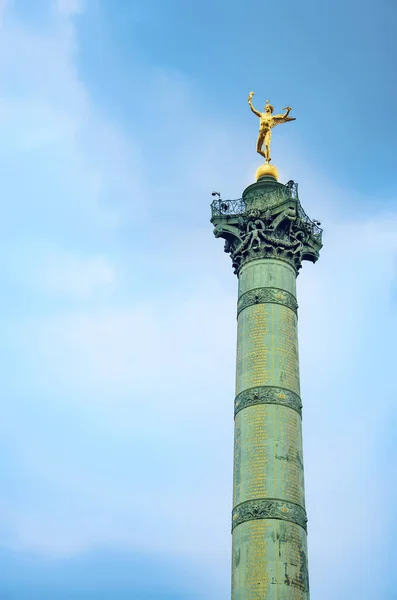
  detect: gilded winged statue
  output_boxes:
[248,92,295,163]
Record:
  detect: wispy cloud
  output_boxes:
[34,254,115,299]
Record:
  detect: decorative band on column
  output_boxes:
[237,286,298,317]
[232,498,307,532]
[235,385,302,417]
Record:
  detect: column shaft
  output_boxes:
[232,259,309,600]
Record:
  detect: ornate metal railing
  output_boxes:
[296,200,323,243]
[211,182,298,218]
[285,182,322,243]
[211,198,245,217]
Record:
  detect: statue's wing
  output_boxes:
[272,115,296,127]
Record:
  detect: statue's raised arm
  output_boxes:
[271,106,296,127]
[248,92,261,118]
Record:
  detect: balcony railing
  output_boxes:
[210,198,245,217]
[210,182,322,245]
[296,201,323,243]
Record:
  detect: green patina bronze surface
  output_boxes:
[237,287,298,317]
[210,177,322,600]
[232,498,308,531]
[234,386,302,417]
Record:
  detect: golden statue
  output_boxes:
[248,92,295,165]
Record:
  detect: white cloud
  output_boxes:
[0,0,144,237]
[13,275,236,421]
[36,254,115,299]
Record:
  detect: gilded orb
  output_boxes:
[255,163,279,181]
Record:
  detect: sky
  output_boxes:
[0,0,397,598]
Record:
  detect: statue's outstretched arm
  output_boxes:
[248,92,261,118]
[272,107,295,126]
[281,106,292,118]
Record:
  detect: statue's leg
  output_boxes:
[265,130,272,162]
[256,132,266,158]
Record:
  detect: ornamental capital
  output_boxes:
[210,179,322,275]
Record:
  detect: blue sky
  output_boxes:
[0,0,397,598]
